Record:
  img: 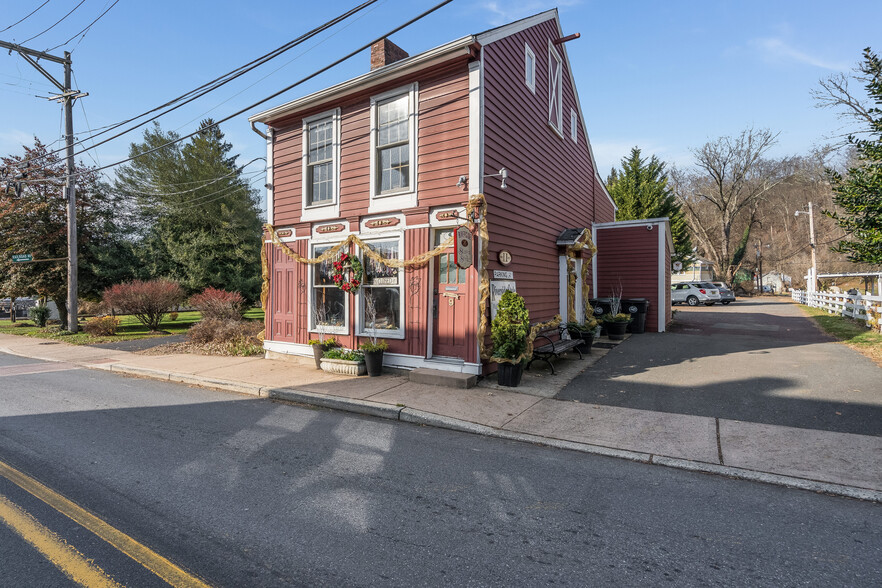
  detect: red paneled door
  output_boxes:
[432,229,468,358]
[271,246,296,341]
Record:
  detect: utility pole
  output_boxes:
[795,202,818,293]
[0,41,87,332]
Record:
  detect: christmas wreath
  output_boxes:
[331,253,363,293]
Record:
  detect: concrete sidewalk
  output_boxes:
[1,332,880,502]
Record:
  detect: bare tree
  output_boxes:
[811,62,877,143]
[672,128,791,282]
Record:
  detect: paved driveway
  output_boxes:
[557,298,881,436]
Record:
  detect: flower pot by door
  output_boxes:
[363,350,384,377]
[603,321,628,340]
[497,362,523,387]
[568,329,594,353]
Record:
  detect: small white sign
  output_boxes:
[489,280,517,319]
[673,261,683,271]
[493,270,514,280]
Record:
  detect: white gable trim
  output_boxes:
[476,9,558,45]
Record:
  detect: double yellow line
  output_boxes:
[0,459,210,587]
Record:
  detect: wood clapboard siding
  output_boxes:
[595,226,662,332]
[482,19,614,321]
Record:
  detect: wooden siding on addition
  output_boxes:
[595,226,662,332]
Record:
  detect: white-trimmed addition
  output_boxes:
[301,108,341,222]
[369,83,419,214]
[524,43,536,93]
[547,40,563,137]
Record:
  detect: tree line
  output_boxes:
[0,119,264,326]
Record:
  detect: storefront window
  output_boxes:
[361,240,401,334]
[312,244,346,332]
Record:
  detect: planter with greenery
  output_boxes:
[491,291,530,387]
[359,340,388,377]
[601,313,631,340]
[320,348,366,376]
[566,316,599,353]
[307,336,338,370]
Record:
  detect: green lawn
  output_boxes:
[0,308,265,346]
[799,304,882,365]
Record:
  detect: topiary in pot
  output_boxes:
[491,291,530,386]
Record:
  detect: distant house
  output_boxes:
[249,9,672,375]
[672,258,715,284]
[762,272,791,293]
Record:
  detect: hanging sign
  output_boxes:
[454,225,472,269]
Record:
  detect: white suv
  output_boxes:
[671,282,721,306]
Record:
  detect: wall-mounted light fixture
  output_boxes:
[484,168,508,190]
[456,175,467,189]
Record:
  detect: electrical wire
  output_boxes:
[19,0,86,45]
[12,0,379,171]
[46,0,120,53]
[119,158,265,197]
[20,0,454,183]
[0,1,53,34]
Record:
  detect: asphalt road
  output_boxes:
[558,298,882,436]
[1,352,880,586]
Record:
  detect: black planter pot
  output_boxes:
[497,362,524,387]
[311,344,324,370]
[363,350,384,377]
[568,329,595,353]
[603,320,628,340]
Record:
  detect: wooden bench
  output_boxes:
[526,325,583,375]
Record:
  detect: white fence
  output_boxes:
[792,289,882,331]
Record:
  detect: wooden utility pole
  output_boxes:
[0,41,87,332]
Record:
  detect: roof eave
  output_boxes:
[249,35,476,125]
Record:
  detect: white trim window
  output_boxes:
[548,42,563,136]
[370,84,418,212]
[524,43,536,93]
[570,109,578,142]
[358,237,404,339]
[310,243,347,335]
[301,109,340,220]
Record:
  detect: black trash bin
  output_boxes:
[588,298,613,334]
[622,298,650,333]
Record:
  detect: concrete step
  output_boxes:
[408,368,477,389]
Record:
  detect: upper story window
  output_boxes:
[570,109,578,142]
[548,43,563,136]
[370,84,418,212]
[524,43,536,93]
[301,108,340,214]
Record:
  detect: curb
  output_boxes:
[6,346,880,504]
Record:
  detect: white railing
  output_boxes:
[792,289,882,331]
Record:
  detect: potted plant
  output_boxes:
[359,293,388,377]
[320,348,366,376]
[601,312,631,340]
[491,291,530,387]
[566,315,599,353]
[307,336,338,369]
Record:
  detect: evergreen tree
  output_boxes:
[606,147,694,264]
[826,48,882,264]
[115,120,264,301]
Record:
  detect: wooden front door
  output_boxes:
[432,229,468,358]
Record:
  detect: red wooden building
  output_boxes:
[249,9,670,375]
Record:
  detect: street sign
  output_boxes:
[12,254,32,263]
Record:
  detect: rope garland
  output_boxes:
[564,229,597,323]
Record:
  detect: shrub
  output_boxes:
[323,347,364,362]
[190,287,244,320]
[78,300,104,316]
[82,315,120,336]
[491,291,529,360]
[28,305,51,328]
[103,279,186,332]
[169,312,179,321]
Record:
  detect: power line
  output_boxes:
[119,158,265,197]
[22,0,455,183]
[10,0,379,171]
[47,0,120,53]
[19,0,86,45]
[0,0,53,34]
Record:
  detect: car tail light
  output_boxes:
[699,289,706,294]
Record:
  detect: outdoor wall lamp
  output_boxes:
[484,168,508,190]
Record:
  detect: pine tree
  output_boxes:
[826,48,882,264]
[115,120,264,301]
[606,147,694,264]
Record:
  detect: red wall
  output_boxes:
[595,225,663,332]
[482,19,616,323]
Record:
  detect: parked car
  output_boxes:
[671,282,721,306]
[712,282,736,305]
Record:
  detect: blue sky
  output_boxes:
[0,0,878,192]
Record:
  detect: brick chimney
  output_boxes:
[370,38,409,71]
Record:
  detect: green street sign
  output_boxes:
[11,254,32,263]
